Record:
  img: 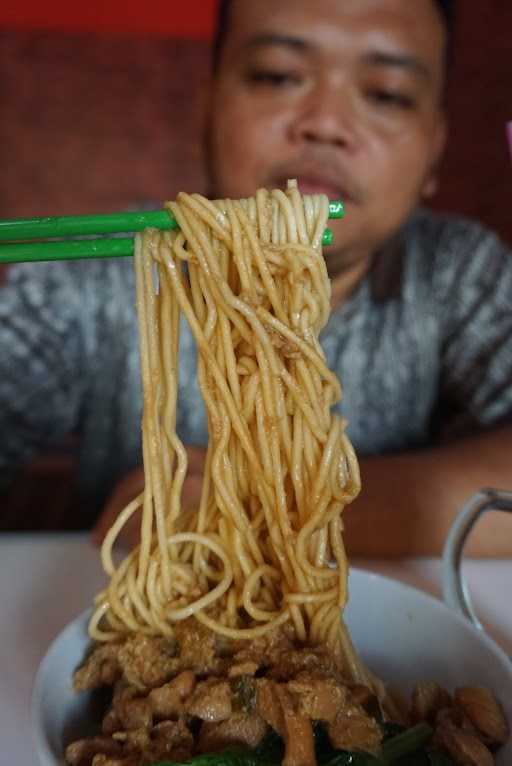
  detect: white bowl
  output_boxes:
[32,567,512,766]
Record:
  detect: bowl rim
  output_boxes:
[347,567,512,670]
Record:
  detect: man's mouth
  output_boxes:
[294,176,348,202]
[270,168,358,205]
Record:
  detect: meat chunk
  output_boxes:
[148,670,196,719]
[435,719,494,766]
[349,685,381,718]
[269,648,339,682]
[435,706,471,730]
[228,660,259,678]
[91,757,138,766]
[118,697,152,732]
[288,672,349,723]
[109,719,194,764]
[350,685,377,710]
[256,678,286,736]
[102,708,121,736]
[256,679,315,766]
[276,685,316,766]
[174,619,224,674]
[111,685,152,731]
[454,687,509,747]
[65,737,124,766]
[282,672,381,756]
[117,634,178,690]
[74,643,122,691]
[187,679,233,722]
[410,682,452,724]
[199,713,268,753]
[148,719,194,763]
[111,727,150,752]
[327,700,382,755]
[231,625,295,671]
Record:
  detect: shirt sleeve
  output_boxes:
[0,262,88,490]
[433,219,512,439]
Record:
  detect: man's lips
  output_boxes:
[271,172,357,204]
[295,177,348,202]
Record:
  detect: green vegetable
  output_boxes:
[427,753,456,766]
[322,753,381,765]
[230,676,257,714]
[381,723,406,741]
[149,752,275,766]
[315,726,379,766]
[149,724,456,766]
[391,748,456,765]
[151,731,283,766]
[381,724,433,763]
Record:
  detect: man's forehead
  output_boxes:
[227,0,444,59]
[223,0,446,94]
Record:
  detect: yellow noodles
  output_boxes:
[90,182,368,683]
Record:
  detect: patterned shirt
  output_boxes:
[1,209,511,523]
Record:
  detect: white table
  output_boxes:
[1,532,511,765]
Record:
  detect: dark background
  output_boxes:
[1,1,512,243]
[0,1,511,530]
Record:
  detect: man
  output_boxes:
[2,0,512,554]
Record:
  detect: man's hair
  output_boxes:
[212,0,455,72]
[435,0,455,66]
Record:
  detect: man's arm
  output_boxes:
[97,428,512,557]
[341,220,510,557]
[0,262,86,496]
[344,425,512,557]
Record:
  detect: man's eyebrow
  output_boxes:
[363,50,431,81]
[242,35,432,81]
[244,33,312,53]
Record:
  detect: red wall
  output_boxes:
[0,1,217,38]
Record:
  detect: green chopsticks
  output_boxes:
[0,201,344,264]
[0,210,175,242]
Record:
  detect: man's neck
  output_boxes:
[327,248,373,308]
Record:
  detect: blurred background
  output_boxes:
[1,0,511,241]
[0,0,511,530]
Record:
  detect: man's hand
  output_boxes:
[344,426,512,557]
[92,445,207,550]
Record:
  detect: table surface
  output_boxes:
[1,532,511,765]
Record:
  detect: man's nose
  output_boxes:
[291,82,357,150]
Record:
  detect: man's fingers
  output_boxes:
[92,468,145,545]
[92,451,206,549]
[92,501,142,547]
[186,445,207,474]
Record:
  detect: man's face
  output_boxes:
[207,0,447,263]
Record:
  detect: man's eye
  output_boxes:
[246,68,302,88]
[367,89,416,109]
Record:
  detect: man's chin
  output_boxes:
[325,215,359,248]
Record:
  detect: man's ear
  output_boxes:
[421,111,448,199]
